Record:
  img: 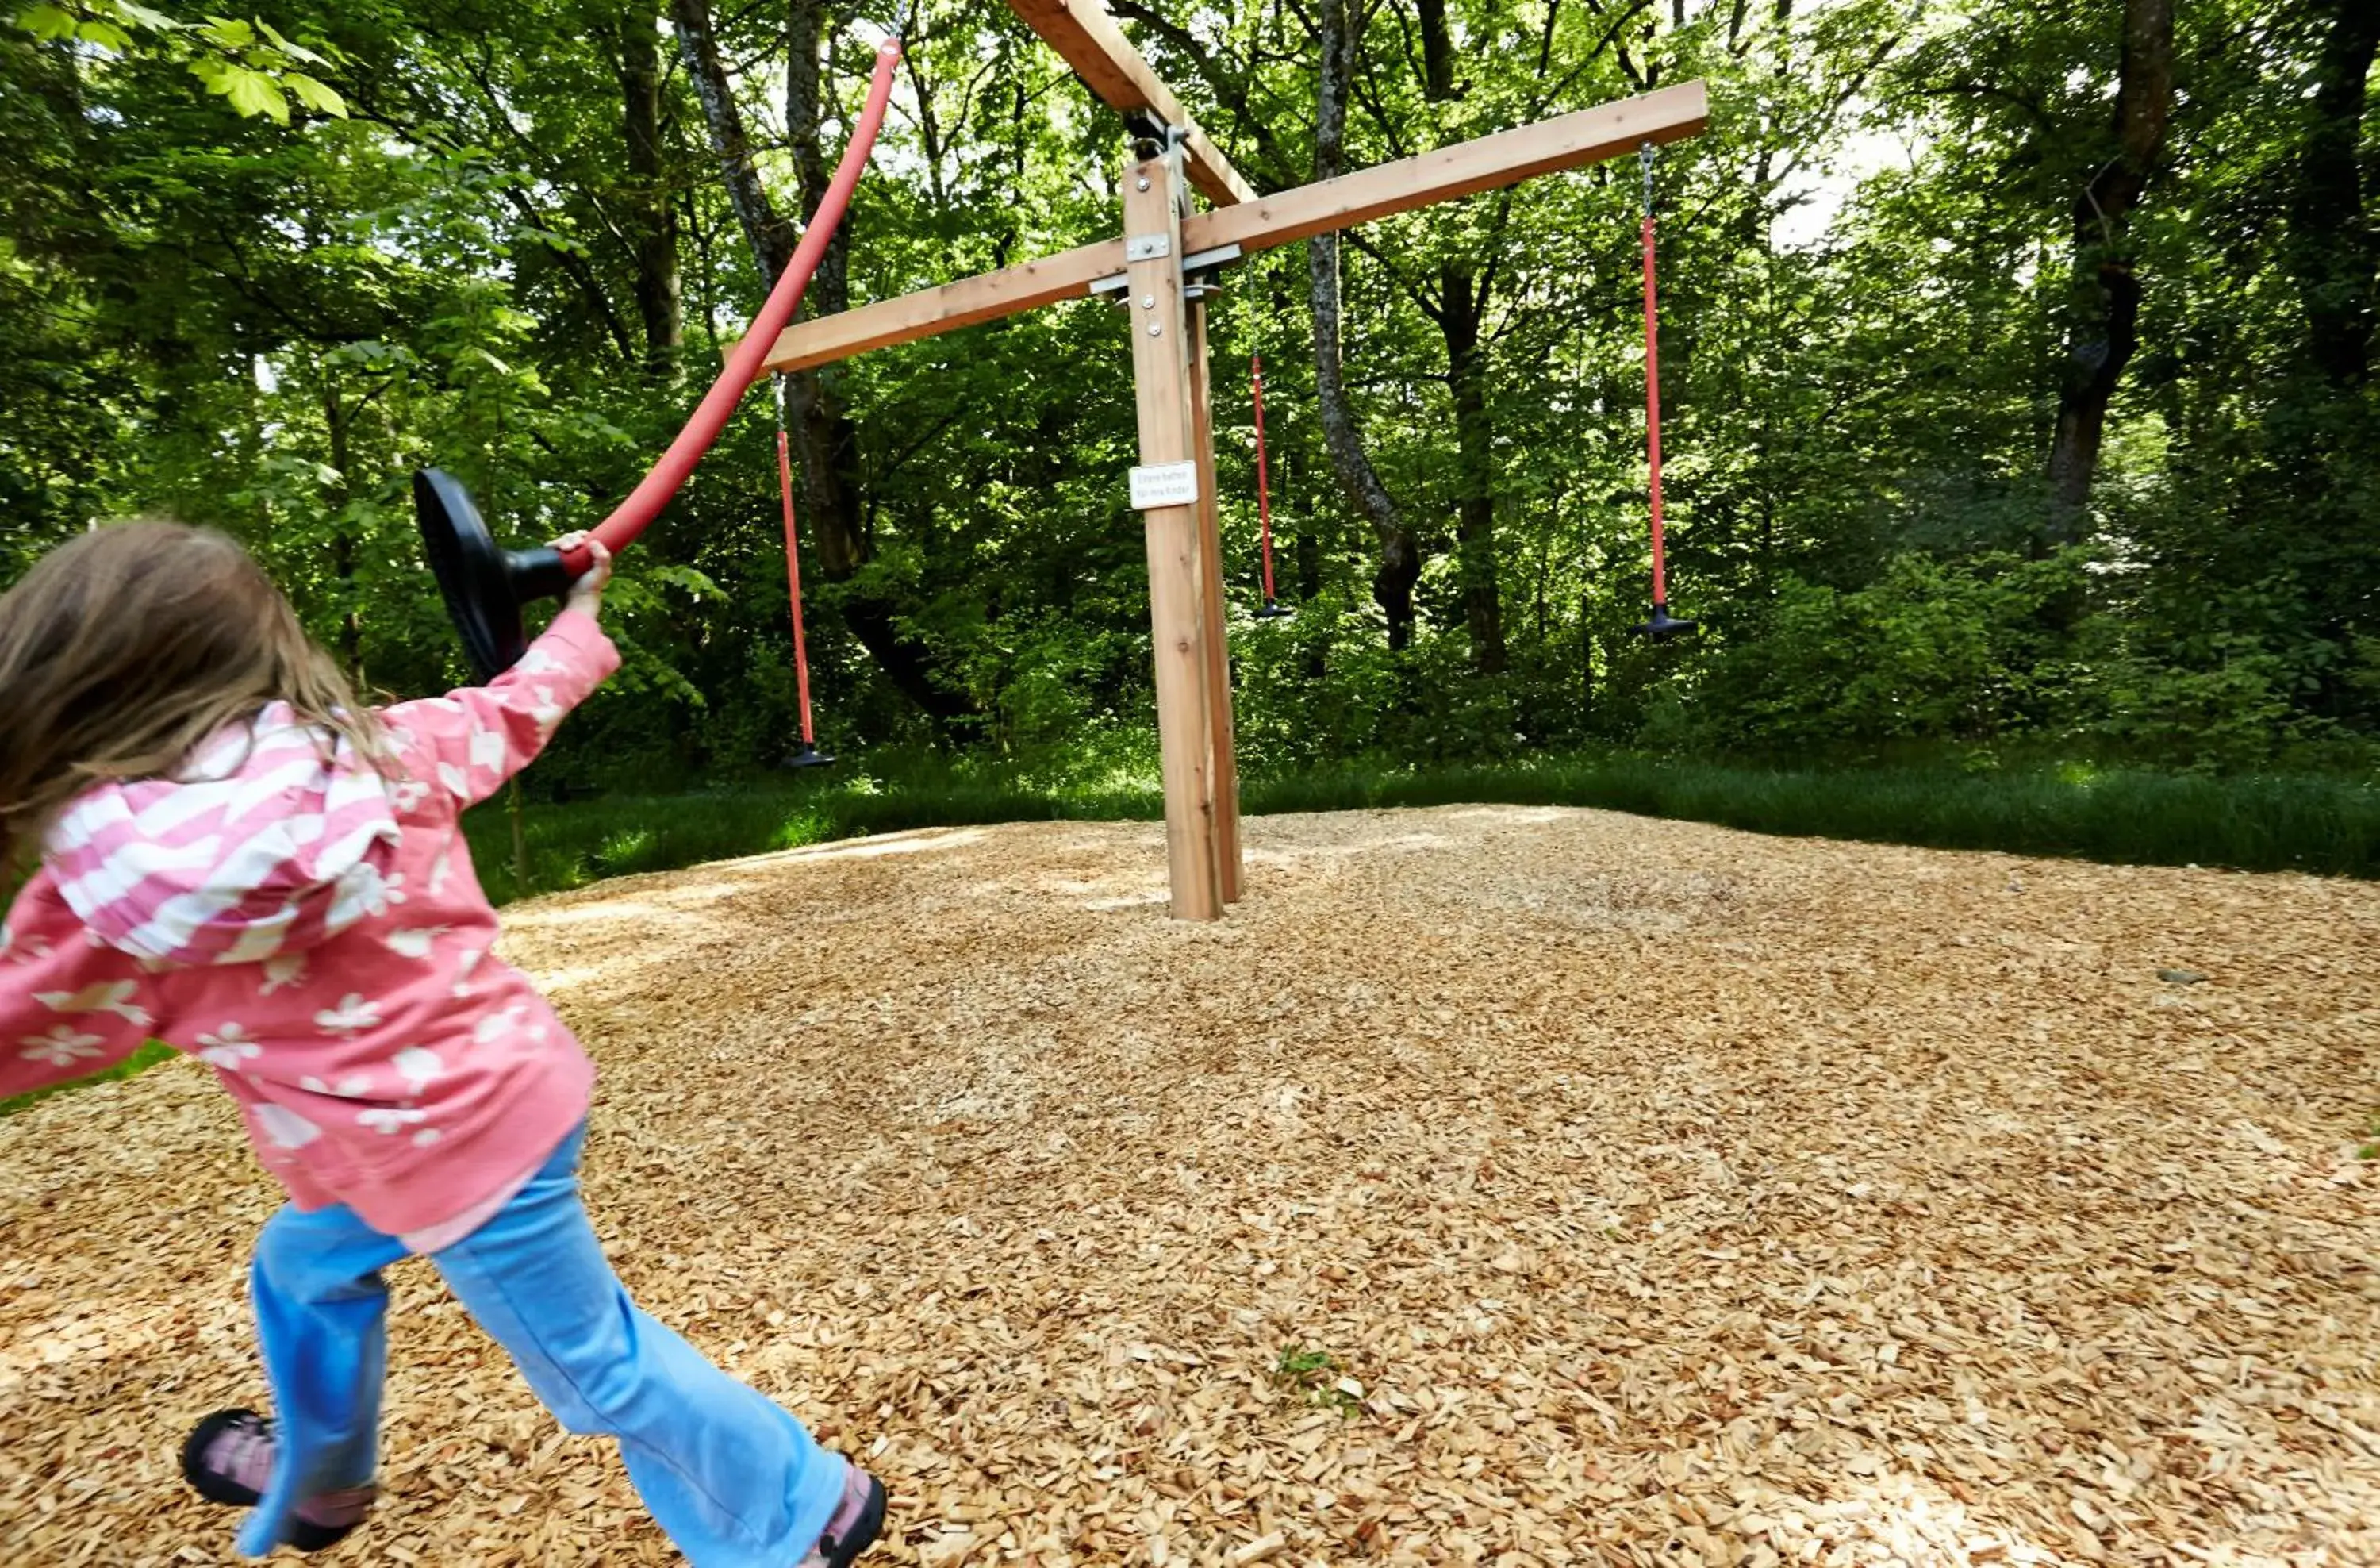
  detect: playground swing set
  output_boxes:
[413,1,1709,921]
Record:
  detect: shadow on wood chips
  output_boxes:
[2,805,2375,1566]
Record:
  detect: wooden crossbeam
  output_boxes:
[1008,0,1257,207]
[1195,79,1706,253]
[754,238,1119,374]
[753,80,1708,375]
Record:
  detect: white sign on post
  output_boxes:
[1129,461,1200,509]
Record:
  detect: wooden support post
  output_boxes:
[1186,292,1243,903]
[1123,140,1223,920]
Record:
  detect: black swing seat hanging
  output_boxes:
[781,741,836,771]
[1631,603,1697,640]
[1253,600,1295,621]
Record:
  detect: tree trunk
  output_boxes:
[2044,0,2175,540]
[669,0,968,724]
[668,0,795,281]
[781,0,863,579]
[616,1,681,376]
[323,373,363,683]
[1418,0,1503,674]
[1440,264,1506,672]
[2288,0,2379,390]
[1415,0,1459,101]
[1310,0,1422,649]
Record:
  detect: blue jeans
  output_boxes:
[237,1123,844,1566]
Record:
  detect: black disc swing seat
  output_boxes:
[1632,602,1698,640]
[414,469,574,682]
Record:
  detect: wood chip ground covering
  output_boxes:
[2,805,2377,1568]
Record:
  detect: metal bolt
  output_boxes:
[1141,294,1155,309]
[1147,323,1162,336]
[1136,177,1151,190]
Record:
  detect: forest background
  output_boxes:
[5,0,2377,827]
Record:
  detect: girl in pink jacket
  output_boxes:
[0,522,883,1567]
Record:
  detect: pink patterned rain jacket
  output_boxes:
[0,611,617,1239]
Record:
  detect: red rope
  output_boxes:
[776,428,817,747]
[1641,211,1668,609]
[558,36,902,578]
[1251,353,1279,605]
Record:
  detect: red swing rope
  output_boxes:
[555,33,903,579]
[773,380,819,751]
[1639,142,1670,612]
[1250,352,1280,607]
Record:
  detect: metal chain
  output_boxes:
[1639,140,1656,222]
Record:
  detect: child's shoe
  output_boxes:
[798,1459,886,1567]
[180,1409,375,1552]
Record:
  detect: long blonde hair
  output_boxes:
[0,521,386,871]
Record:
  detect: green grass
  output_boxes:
[464,752,2380,908]
[11,751,2374,1118]
[1243,756,2380,878]
[463,773,1165,906]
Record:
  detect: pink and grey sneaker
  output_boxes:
[798,1460,886,1568]
[180,1409,375,1553]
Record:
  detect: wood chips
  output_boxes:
[2,805,2376,1566]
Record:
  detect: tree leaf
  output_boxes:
[217,64,289,123]
[197,15,253,48]
[16,4,79,42]
[109,0,178,29]
[285,72,346,118]
[76,17,133,51]
[256,19,326,65]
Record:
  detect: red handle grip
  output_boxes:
[558,36,904,578]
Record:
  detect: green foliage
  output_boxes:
[10,2,347,121]
[1687,551,2089,755]
[1,0,2374,808]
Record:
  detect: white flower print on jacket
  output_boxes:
[33,979,152,1027]
[19,1025,106,1069]
[314,994,382,1038]
[196,1023,263,1071]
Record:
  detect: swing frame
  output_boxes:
[744,31,1706,918]
[417,2,1709,918]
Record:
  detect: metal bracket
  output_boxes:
[1126,112,1188,167]
[1125,232,1173,263]
[1090,241,1244,299]
[1122,108,1168,148]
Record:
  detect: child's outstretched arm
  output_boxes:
[383,537,621,812]
[0,872,159,1101]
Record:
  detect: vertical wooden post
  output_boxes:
[1185,294,1244,903]
[1123,140,1223,920]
